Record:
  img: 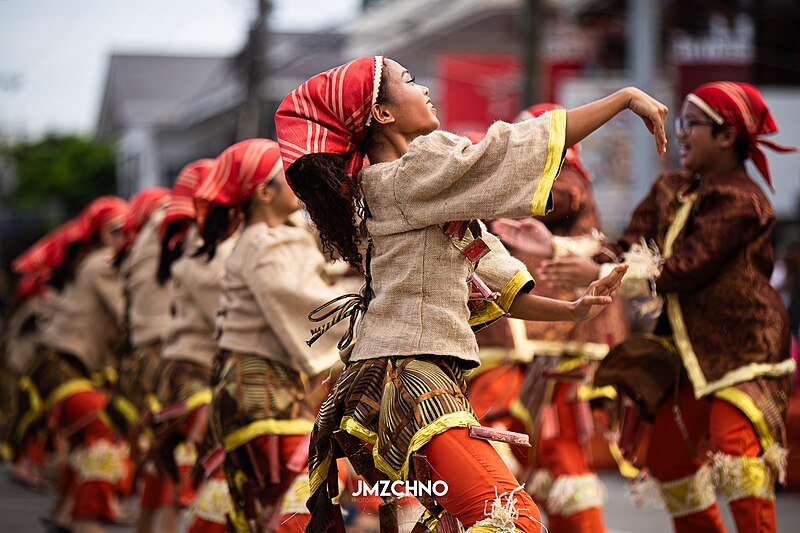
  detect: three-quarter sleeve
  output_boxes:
[391,111,566,229]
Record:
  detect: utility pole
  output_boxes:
[521,0,543,107]
[628,0,659,204]
[237,0,272,141]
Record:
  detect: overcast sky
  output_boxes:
[0,0,361,138]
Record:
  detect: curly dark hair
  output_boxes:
[285,61,392,272]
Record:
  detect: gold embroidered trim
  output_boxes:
[547,473,607,517]
[532,109,567,216]
[658,465,717,517]
[712,452,775,502]
[189,477,232,525]
[68,440,129,484]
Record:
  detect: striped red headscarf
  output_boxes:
[123,187,171,237]
[66,196,129,246]
[688,82,797,191]
[518,103,592,181]
[274,56,384,178]
[12,220,77,277]
[160,159,214,249]
[193,139,283,231]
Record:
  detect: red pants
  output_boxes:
[55,390,131,521]
[470,368,605,532]
[647,384,776,533]
[424,427,542,532]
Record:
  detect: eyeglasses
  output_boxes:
[674,117,717,136]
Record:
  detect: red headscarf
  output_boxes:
[160,159,215,249]
[193,139,283,231]
[688,82,797,191]
[67,196,129,246]
[12,224,70,276]
[123,187,171,237]
[274,56,384,179]
[517,103,592,181]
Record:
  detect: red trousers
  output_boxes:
[647,384,776,533]
[424,427,543,532]
[470,367,605,532]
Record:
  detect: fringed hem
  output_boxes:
[547,473,606,517]
[711,452,776,502]
[188,477,232,525]
[468,485,539,533]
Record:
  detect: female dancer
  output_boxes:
[274,56,666,532]
[196,139,348,532]
[25,197,130,533]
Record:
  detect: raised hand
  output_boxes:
[624,87,669,155]
[491,218,554,257]
[569,264,627,321]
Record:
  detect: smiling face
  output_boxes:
[676,100,731,175]
[374,59,440,139]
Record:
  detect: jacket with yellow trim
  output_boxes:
[352,112,566,368]
[603,169,790,390]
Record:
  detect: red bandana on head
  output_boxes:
[193,139,283,232]
[274,56,384,179]
[119,187,171,253]
[160,159,214,247]
[68,196,129,246]
[518,103,592,182]
[688,82,797,191]
[12,221,75,277]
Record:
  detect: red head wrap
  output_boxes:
[193,139,283,232]
[66,196,128,246]
[11,219,78,279]
[160,159,214,249]
[123,187,171,236]
[688,82,797,191]
[517,103,592,181]
[274,56,384,179]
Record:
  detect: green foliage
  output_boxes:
[7,134,117,216]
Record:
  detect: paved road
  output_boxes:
[2,467,799,532]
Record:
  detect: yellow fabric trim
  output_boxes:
[697,359,796,398]
[577,385,617,401]
[713,387,775,452]
[223,418,314,452]
[469,301,507,329]
[185,389,213,413]
[15,376,43,442]
[308,448,333,497]
[44,379,95,411]
[532,109,567,216]
[146,394,162,414]
[1,442,11,461]
[496,270,535,312]
[111,395,139,425]
[557,356,590,373]
[469,526,525,533]
[373,412,479,481]
[341,415,378,444]
[659,466,717,517]
[607,441,640,479]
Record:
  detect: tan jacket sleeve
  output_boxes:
[244,231,345,376]
[393,111,566,229]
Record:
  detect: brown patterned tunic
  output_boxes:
[606,169,793,399]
